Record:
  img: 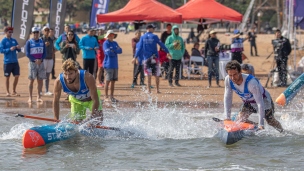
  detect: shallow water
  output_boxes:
[1,102,304,171]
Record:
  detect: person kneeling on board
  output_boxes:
[53,59,103,123]
[224,60,283,132]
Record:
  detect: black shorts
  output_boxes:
[240,100,275,121]
[3,63,20,77]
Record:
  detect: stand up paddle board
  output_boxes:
[213,117,258,145]
[276,73,304,106]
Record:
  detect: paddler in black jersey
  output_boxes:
[53,58,103,122]
[224,60,283,132]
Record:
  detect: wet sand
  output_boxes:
[0,32,302,113]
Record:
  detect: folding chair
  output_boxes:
[187,56,204,79]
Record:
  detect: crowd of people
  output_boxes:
[0,24,292,129]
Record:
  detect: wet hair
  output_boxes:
[62,58,79,72]
[225,60,241,73]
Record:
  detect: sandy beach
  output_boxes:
[0,31,303,113]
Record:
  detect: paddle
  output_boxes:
[15,113,121,131]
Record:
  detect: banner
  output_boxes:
[294,0,304,29]
[90,0,110,28]
[49,0,67,38]
[11,0,35,58]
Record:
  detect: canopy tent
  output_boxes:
[176,0,242,22]
[96,0,182,23]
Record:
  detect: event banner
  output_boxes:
[11,0,35,58]
[90,0,110,28]
[49,0,67,38]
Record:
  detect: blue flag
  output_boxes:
[90,0,110,28]
[294,0,304,29]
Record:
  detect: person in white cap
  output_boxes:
[41,26,55,96]
[25,27,46,103]
[103,30,122,102]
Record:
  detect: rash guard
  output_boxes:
[224,74,272,126]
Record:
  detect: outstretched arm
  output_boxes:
[224,76,233,119]
[53,78,62,120]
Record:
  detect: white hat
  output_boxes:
[42,26,49,31]
[209,30,217,35]
[31,27,40,32]
[105,30,117,39]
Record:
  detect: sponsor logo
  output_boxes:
[47,131,71,141]
[54,0,62,37]
[20,0,29,40]
[94,0,108,25]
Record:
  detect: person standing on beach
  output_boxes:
[134,24,170,93]
[96,28,106,87]
[103,30,122,102]
[165,25,185,87]
[25,27,46,103]
[248,28,258,56]
[160,24,172,79]
[224,60,283,133]
[204,30,221,88]
[0,27,21,97]
[79,28,99,75]
[41,26,55,96]
[131,30,144,87]
[231,29,247,64]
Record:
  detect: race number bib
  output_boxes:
[30,47,43,55]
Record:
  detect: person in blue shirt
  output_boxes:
[54,25,80,51]
[103,30,122,103]
[133,24,170,94]
[0,27,21,97]
[79,28,99,75]
[25,27,47,103]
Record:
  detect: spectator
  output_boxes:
[132,40,145,88]
[96,28,107,87]
[131,30,144,87]
[49,28,57,79]
[248,28,259,56]
[79,28,99,75]
[41,26,55,96]
[182,43,190,78]
[0,27,21,97]
[159,48,169,79]
[60,30,80,63]
[231,29,247,64]
[187,28,196,43]
[134,24,170,94]
[191,43,204,67]
[204,30,221,88]
[54,25,80,51]
[103,30,122,102]
[165,25,185,87]
[25,27,46,103]
[160,23,172,43]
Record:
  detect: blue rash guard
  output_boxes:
[0,37,21,64]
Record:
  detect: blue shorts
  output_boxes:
[3,63,20,77]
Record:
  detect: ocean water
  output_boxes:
[1,101,304,171]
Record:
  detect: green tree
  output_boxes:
[0,0,13,25]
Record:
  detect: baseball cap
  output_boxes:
[4,27,13,32]
[105,30,117,39]
[31,27,40,33]
[42,26,50,31]
[146,24,156,29]
[234,29,240,34]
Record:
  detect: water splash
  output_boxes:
[0,123,34,140]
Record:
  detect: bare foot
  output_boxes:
[37,98,43,102]
[28,98,33,103]
[6,93,11,97]
[12,92,20,96]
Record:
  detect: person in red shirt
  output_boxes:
[96,28,106,87]
[158,48,169,79]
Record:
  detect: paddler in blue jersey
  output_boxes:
[224,60,284,132]
[53,58,102,122]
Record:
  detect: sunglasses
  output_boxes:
[33,31,39,34]
[44,29,50,32]
[68,34,74,36]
